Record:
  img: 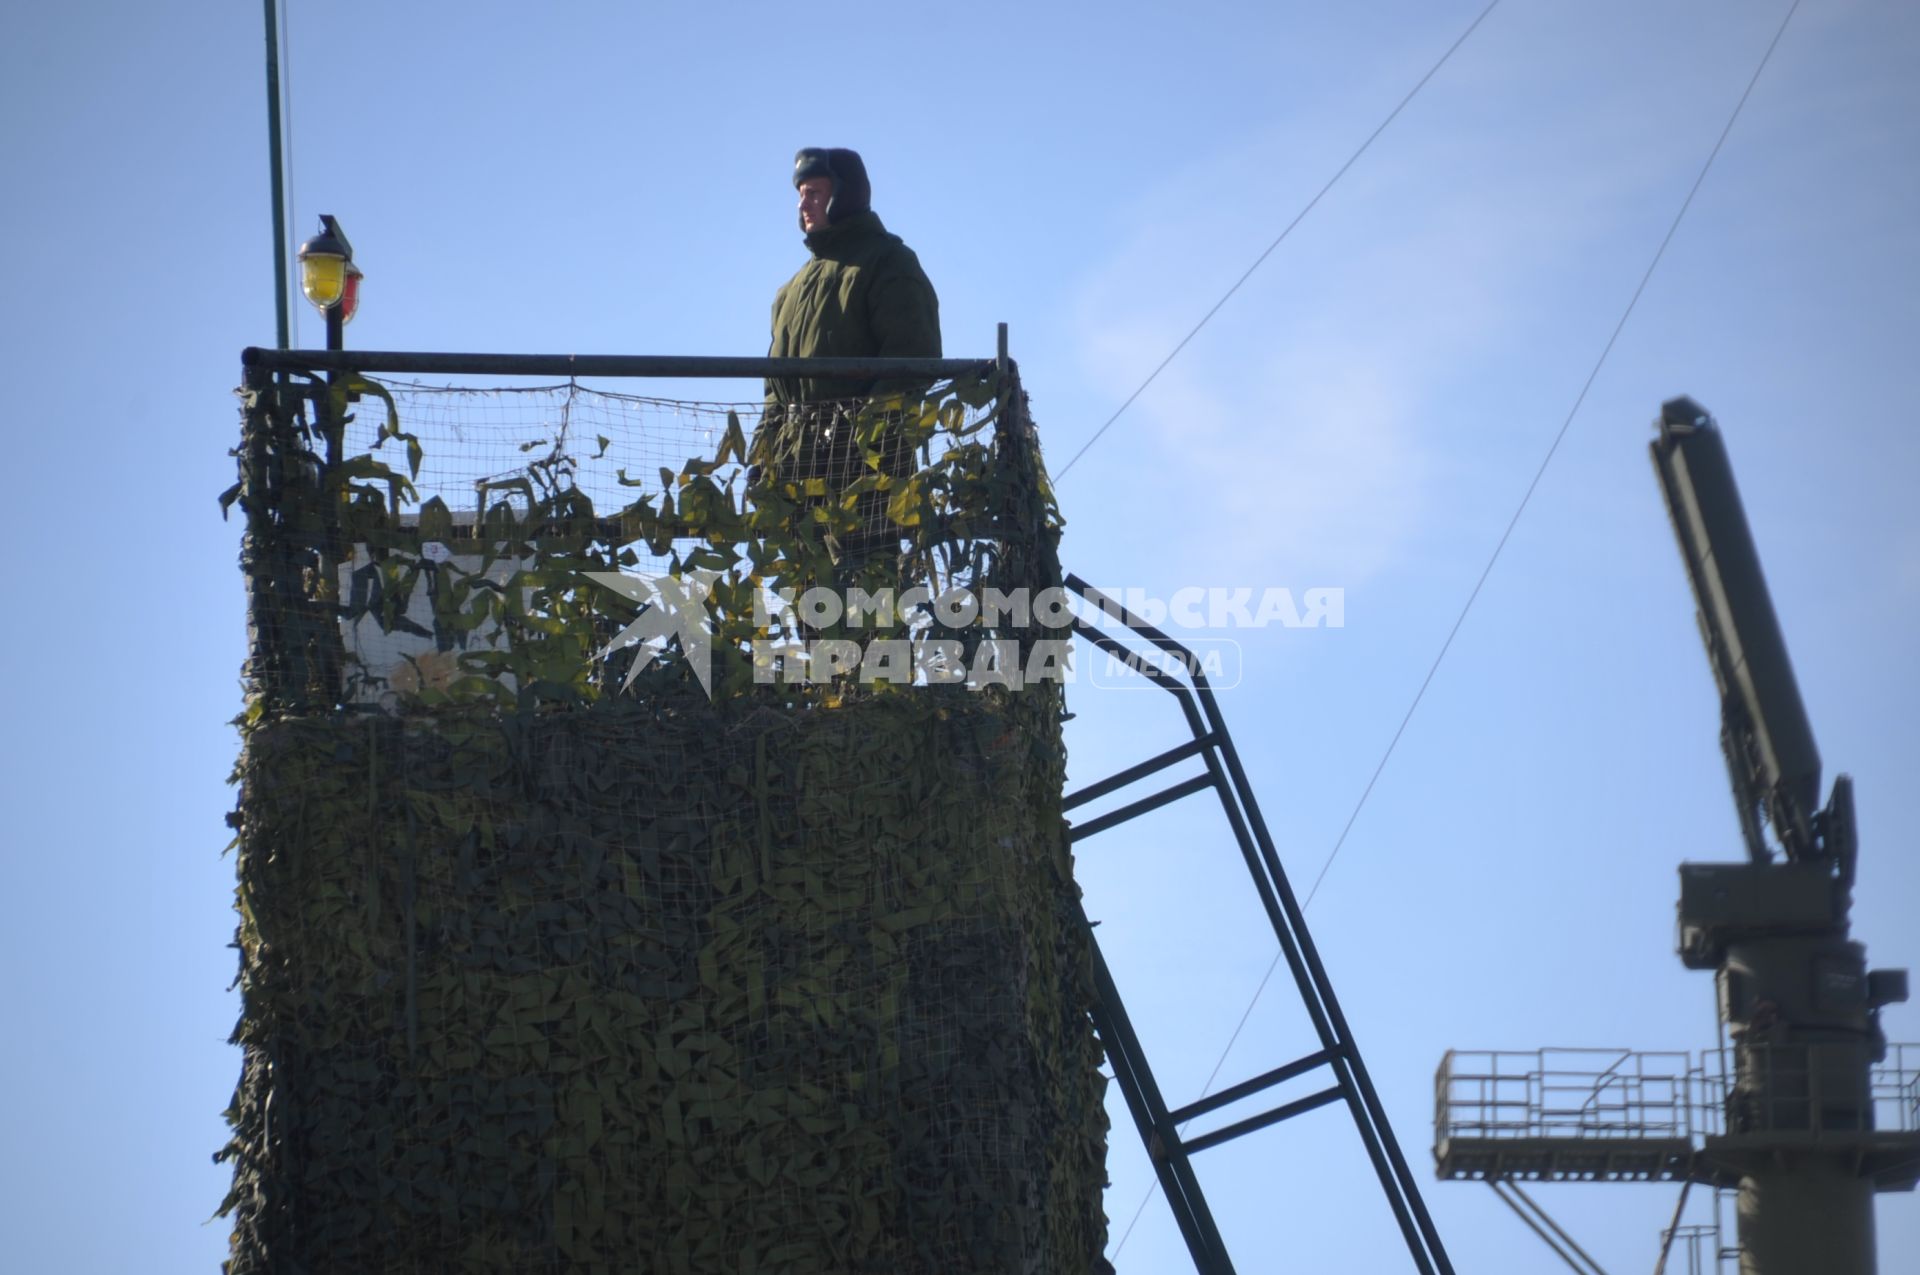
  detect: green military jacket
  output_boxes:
[764,210,942,407]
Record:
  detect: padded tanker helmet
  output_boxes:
[792,147,871,227]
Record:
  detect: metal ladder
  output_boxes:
[1063,575,1453,1275]
[1657,1185,1741,1275]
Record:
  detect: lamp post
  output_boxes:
[297,215,362,351]
[297,215,362,473]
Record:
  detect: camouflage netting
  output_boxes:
[219,361,1108,1273]
[220,692,1104,1273]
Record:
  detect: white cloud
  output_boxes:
[1064,83,1698,586]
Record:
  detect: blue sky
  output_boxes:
[2,1,1915,1270]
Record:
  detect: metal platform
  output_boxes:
[1701,1131,1920,1192]
[1434,1045,1920,1188]
[1437,1134,1696,1182]
[1435,1049,1696,1183]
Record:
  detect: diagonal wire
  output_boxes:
[1057,0,1501,483]
[1299,0,1800,911]
[1107,0,1801,1262]
[1103,6,1502,1257]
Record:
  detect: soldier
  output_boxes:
[755,148,941,566]
[764,147,942,407]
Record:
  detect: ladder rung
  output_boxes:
[1068,773,1216,841]
[1184,1085,1346,1155]
[1170,1049,1340,1125]
[1064,735,1216,811]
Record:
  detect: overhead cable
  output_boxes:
[1058,0,1501,481]
[1106,0,1803,1260]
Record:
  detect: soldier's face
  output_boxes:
[797,177,833,233]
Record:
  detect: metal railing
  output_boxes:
[233,342,1050,715]
[1437,1043,1920,1148]
[1704,1039,1920,1138]
[1437,1049,1695,1145]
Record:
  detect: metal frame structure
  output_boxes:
[1435,1044,1920,1178]
[1433,399,1917,1275]
[1063,575,1453,1275]
[235,344,1455,1271]
[1435,1044,1920,1273]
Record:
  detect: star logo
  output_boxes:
[584,569,720,699]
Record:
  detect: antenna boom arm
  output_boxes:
[1650,396,1827,863]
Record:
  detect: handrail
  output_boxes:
[241,347,997,380]
[1436,1044,1920,1144]
[1065,575,1453,1275]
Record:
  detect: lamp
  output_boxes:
[338,261,363,325]
[297,215,361,348]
